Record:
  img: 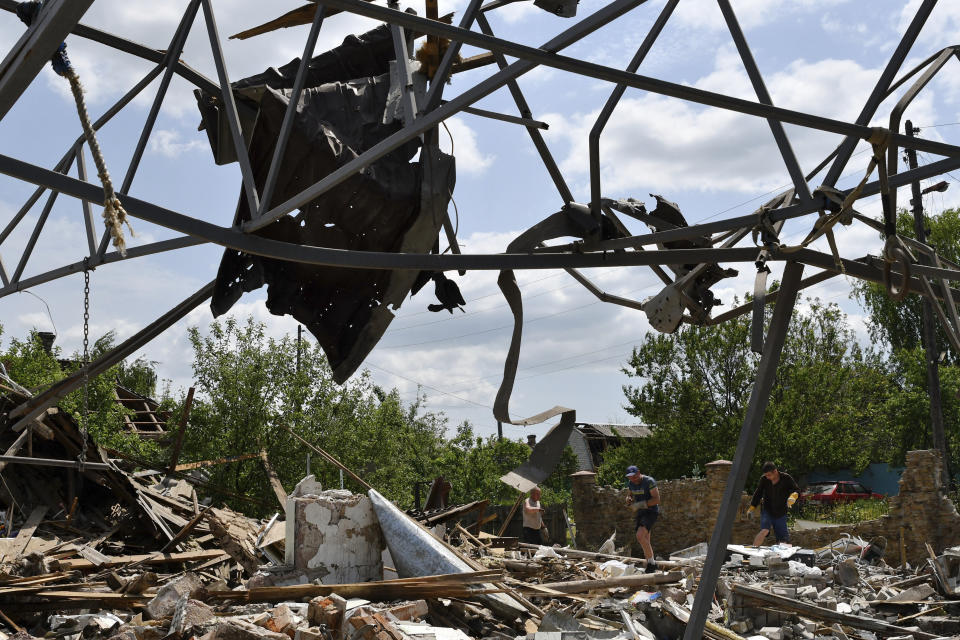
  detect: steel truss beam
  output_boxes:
[1,6,959,639]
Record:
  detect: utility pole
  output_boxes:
[497,420,503,442]
[905,120,951,486]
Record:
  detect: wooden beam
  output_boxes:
[0,506,46,562]
[55,548,227,571]
[166,386,194,474]
[174,452,260,471]
[161,504,214,552]
[259,448,287,508]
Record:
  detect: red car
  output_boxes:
[801,481,885,504]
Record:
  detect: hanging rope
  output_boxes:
[16,1,134,256]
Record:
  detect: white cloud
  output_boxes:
[540,50,911,196]
[149,129,207,158]
[672,0,851,32]
[439,117,495,174]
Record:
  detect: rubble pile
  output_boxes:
[1,373,959,640]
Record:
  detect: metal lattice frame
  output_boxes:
[2,0,960,636]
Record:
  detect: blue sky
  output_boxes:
[2,0,960,445]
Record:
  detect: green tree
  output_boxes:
[181,316,458,515]
[851,207,960,477]
[0,328,164,457]
[616,296,899,484]
[852,208,960,360]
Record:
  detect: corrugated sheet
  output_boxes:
[577,423,651,439]
[567,429,595,472]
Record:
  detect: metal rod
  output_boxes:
[7,280,216,430]
[0,0,220,95]
[886,48,955,214]
[589,0,678,217]
[244,0,651,232]
[906,120,951,484]
[127,0,199,200]
[0,253,8,286]
[821,0,937,188]
[476,12,574,205]
[0,0,95,120]
[0,455,111,471]
[683,260,805,640]
[717,0,811,203]
[75,148,97,257]
[200,0,260,216]
[257,4,327,217]
[423,0,486,112]
[6,152,960,276]
[0,235,205,299]
[11,154,74,283]
[387,0,418,127]
[457,105,548,129]
[0,154,72,247]
[312,0,960,159]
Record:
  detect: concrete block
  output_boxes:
[728,620,751,634]
[285,489,383,582]
[145,573,204,620]
[756,626,783,640]
[796,585,817,599]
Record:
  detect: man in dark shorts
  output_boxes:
[746,461,799,546]
[624,465,660,572]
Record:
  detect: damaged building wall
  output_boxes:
[285,480,384,582]
[572,449,960,564]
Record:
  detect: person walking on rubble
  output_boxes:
[521,486,546,545]
[624,465,660,573]
[746,461,799,546]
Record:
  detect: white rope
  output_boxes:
[64,69,134,256]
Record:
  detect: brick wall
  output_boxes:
[571,450,960,564]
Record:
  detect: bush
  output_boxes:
[792,498,889,525]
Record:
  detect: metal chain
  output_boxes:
[80,259,90,468]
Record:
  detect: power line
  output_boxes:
[364,362,493,409]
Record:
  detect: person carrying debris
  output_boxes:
[747,461,799,546]
[522,486,546,545]
[624,465,660,572]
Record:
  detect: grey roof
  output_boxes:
[576,423,652,439]
[567,429,595,472]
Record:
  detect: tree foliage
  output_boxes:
[852,208,960,361]
[614,296,921,484]
[0,328,164,457]
[180,317,576,516]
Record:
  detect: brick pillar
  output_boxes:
[704,460,732,520]
[570,471,597,549]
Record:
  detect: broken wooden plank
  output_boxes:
[162,504,214,552]
[167,387,194,475]
[174,452,261,471]
[0,428,31,473]
[529,572,682,594]
[55,548,227,570]
[0,506,47,562]
[260,448,288,508]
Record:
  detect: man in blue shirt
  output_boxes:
[624,465,661,572]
